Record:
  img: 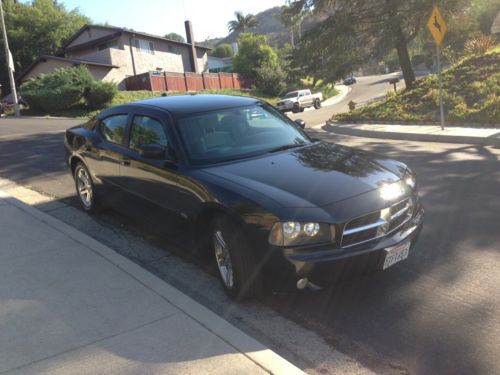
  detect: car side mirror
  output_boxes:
[138,144,167,159]
[295,119,306,129]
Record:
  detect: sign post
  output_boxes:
[427,6,447,130]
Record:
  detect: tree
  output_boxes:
[0,0,89,93]
[232,33,279,78]
[232,33,286,95]
[164,32,185,43]
[212,43,233,58]
[289,13,365,86]
[289,0,465,89]
[279,4,304,48]
[227,11,259,33]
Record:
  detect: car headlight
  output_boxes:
[380,182,406,200]
[403,169,417,189]
[269,221,334,246]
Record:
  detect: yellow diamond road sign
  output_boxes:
[427,6,447,46]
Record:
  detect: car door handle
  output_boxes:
[120,159,131,166]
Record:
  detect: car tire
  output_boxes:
[292,103,300,113]
[74,162,99,213]
[314,98,321,109]
[211,215,262,300]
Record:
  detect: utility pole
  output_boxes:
[0,0,19,117]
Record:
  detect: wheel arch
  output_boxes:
[69,155,88,177]
[192,204,247,258]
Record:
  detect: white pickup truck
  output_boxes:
[276,89,323,113]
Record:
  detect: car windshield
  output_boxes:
[176,103,311,165]
[283,92,298,99]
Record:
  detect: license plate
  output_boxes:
[382,241,410,270]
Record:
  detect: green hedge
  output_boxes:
[21,65,117,113]
[85,81,117,109]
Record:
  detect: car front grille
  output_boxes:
[341,197,414,248]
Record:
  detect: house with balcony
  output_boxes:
[18,22,210,90]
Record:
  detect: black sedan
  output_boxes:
[64,95,424,299]
[343,76,357,85]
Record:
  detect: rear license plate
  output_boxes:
[382,241,410,270]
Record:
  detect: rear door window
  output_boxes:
[99,115,128,144]
[129,115,168,152]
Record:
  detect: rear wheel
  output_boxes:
[74,162,99,213]
[314,98,321,109]
[211,215,262,300]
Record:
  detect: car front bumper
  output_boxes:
[264,204,424,287]
[276,102,294,111]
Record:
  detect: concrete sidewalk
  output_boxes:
[0,191,303,374]
[324,122,500,146]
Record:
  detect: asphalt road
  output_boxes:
[288,72,404,126]
[1,111,499,374]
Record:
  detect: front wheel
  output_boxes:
[212,215,262,300]
[74,162,99,213]
[292,103,300,113]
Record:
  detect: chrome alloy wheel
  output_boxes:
[76,167,93,208]
[213,230,234,289]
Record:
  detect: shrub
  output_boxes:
[21,65,94,112]
[212,43,233,58]
[464,33,497,55]
[85,81,117,109]
[21,65,118,113]
[255,61,286,96]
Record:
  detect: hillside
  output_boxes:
[334,48,500,125]
[199,6,327,48]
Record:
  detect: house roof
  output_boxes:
[16,55,118,82]
[61,24,212,52]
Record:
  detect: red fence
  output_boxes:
[125,71,253,92]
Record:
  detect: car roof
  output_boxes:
[118,94,261,117]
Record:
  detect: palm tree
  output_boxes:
[227,11,259,33]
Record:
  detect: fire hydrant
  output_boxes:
[348,100,356,111]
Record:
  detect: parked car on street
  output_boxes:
[64,95,424,300]
[343,76,357,85]
[276,89,323,113]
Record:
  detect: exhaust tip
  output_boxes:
[296,278,309,290]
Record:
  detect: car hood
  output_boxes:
[201,142,403,208]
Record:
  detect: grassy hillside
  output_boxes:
[334,47,500,125]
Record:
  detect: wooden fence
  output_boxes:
[125,71,253,92]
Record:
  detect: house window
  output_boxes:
[134,39,155,55]
[98,40,119,51]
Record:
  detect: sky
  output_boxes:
[58,0,286,42]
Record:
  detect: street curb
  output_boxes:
[0,189,304,375]
[322,85,352,107]
[324,123,500,147]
